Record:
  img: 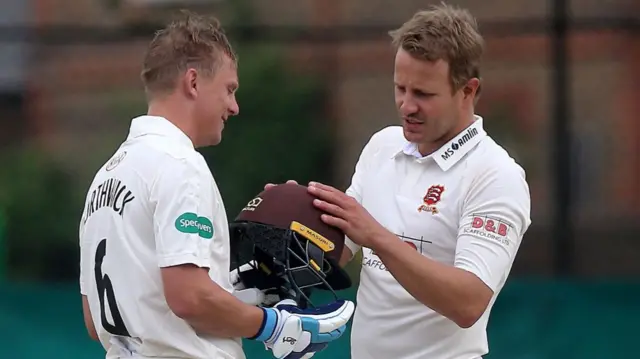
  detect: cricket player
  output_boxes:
[78,11,354,359]
[270,3,531,359]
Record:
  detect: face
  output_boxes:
[189,54,239,147]
[393,48,477,155]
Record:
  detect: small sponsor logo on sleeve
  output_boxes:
[463,214,511,245]
[106,151,127,171]
[175,212,214,239]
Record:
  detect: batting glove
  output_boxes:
[249,299,355,359]
[230,261,284,306]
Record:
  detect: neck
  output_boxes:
[147,96,198,147]
[417,111,475,156]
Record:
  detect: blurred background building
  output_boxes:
[0,0,638,358]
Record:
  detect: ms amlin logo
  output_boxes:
[440,126,479,161]
[175,212,214,239]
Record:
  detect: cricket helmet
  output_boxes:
[229,183,351,308]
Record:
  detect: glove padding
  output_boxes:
[282,343,327,359]
[230,261,286,307]
[251,299,355,359]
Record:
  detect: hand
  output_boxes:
[264,180,299,191]
[251,299,355,359]
[307,182,389,249]
[230,261,285,307]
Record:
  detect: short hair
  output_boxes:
[389,2,484,96]
[140,10,237,97]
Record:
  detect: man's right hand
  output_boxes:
[250,299,355,359]
[264,180,299,191]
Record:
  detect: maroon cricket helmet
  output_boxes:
[229,183,351,308]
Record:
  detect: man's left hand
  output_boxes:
[307,182,388,249]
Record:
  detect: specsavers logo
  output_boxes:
[175,212,214,239]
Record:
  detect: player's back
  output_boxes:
[79,116,242,359]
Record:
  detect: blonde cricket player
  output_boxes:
[78,10,353,359]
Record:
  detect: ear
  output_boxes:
[462,78,480,100]
[182,68,198,99]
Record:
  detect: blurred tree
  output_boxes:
[198,44,334,218]
[483,104,538,179]
[0,146,82,282]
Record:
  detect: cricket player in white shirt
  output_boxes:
[306,4,532,359]
[78,11,354,359]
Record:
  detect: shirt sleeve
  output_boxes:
[150,157,213,269]
[453,165,531,292]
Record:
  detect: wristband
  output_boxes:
[249,307,277,342]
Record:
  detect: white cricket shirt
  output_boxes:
[345,116,531,359]
[79,116,243,359]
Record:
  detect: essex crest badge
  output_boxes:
[418,185,445,214]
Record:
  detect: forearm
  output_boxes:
[183,285,265,338]
[163,267,265,338]
[81,295,99,341]
[371,231,490,327]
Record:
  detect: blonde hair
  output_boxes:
[389,2,484,95]
[140,10,237,97]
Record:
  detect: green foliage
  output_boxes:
[199,44,334,217]
[0,146,83,281]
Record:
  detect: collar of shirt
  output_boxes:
[392,115,487,171]
[126,115,194,149]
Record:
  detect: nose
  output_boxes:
[228,97,239,116]
[399,96,418,117]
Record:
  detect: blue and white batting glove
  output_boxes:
[249,299,355,359]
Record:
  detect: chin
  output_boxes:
[199,134,222,147]
[210,136,222,146]
[402,128,426,144]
